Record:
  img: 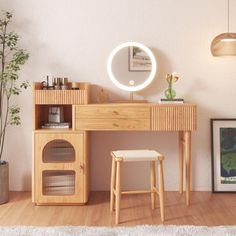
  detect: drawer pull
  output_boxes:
[113,111,119,115]
[113,123,119,127]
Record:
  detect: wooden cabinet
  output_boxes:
[33,131,89,205]
[32,82,90,205]
[32,81,197,206]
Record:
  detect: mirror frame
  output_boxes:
[107,42,157,92]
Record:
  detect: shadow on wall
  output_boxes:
[90,84,131,102]
[190,103,228,191]
[136,47,172,99]
[90,131,179,191]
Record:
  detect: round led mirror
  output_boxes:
[107,42,157,92]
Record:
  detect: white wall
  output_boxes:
[0,0,236,191]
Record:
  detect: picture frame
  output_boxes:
[211,118,236,192]
[129,46,152,71]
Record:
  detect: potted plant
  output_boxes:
[0,12,29,204]
[164,72,180,99]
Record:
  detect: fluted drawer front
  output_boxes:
[151,104,197,131]
[35,90,89,105]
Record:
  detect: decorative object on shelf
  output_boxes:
[164,72,179,100]
[48,107,64,123]
[0,11,29,204]
[129,46,152,71]
[61,78,69,90]
[71,82,80,90]
[41,77,69,90]
[41,122,70,129]
[41,81,48,90]
[53,77,61,90]
[211,119,236,192]
[97,88,109,103]
[107,42,157,101]
[211,0,236,56]
[159,98,184,104]
[46,75,54,90]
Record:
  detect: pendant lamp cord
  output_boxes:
[228,0,230,32]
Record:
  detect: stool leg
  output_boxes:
[150,161,156,210]
[158,159,165,222]
[110,157,116,212]
[115,160,122,224]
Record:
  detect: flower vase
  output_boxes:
[164,84,176,100]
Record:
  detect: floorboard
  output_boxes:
[0,191,235,226]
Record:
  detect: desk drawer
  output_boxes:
[74,105,151,131]
[76,118,150,130]
[151,104,197,131]
[75,105,150,119]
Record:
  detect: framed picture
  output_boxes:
[211,119,236,192]
[129,46,152,71]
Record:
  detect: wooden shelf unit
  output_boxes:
[33,82,90,130]
[32,82,90,205]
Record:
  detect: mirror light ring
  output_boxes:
[107,42,157,92]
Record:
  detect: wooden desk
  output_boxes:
[73,103,197,206]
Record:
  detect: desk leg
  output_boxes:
[184,131,191,206]
[179,131,184,194]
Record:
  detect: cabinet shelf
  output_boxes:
[34,128,73,133]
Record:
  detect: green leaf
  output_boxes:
[9,87,21,95]
[20,80,30,89]
[9,106,21,125]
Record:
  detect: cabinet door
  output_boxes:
[34,132,85,204]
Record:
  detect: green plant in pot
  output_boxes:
[0,12,29,204]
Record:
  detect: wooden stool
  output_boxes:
[110,150,165,224]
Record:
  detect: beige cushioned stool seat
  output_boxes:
[112,149,162,162]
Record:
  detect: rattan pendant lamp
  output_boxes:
[211,0,236,56]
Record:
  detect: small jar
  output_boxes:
[54,85,61,90]
[61,77,68,85]
[72,82,80,90]
[61,85,68,90]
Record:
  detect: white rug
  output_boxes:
[0,225,236,236]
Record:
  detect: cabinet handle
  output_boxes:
[79,164,84,173]
[113,123,119,127]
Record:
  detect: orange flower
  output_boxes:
[166,72,180,83]
[166,73,171,82]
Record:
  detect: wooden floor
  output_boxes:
[0,191,236,226]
